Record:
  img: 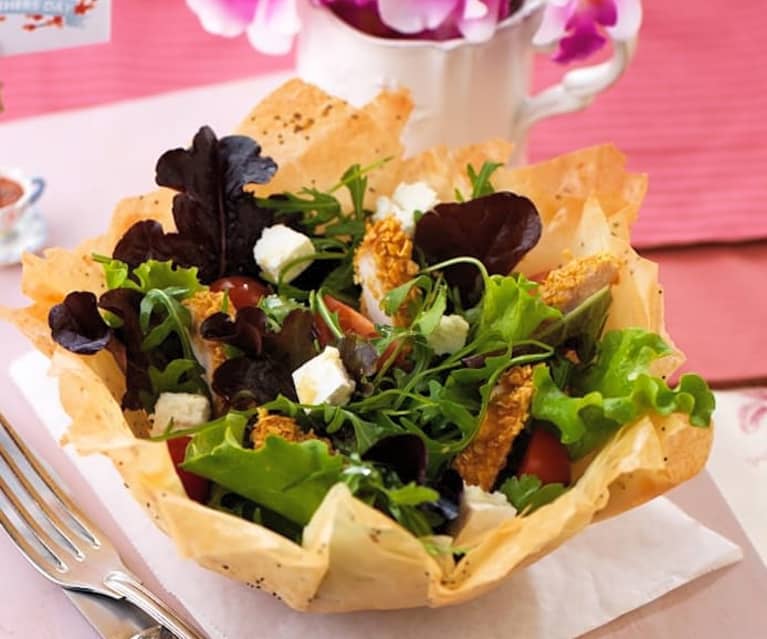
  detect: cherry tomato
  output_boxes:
[166,437,210,504]
[518,427,571,485]
[322,295,378,339]
[314,296,410,370]
[211,276,270,310]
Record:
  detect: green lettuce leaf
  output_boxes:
[478,274,561,347]
[182,410,441,536]
[94,256,205,297]
[500,474,567,514]
[532,328,715,458]
[182,413,343,527]
[534,286,612,361]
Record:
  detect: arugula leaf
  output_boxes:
[413,284,447,337]
[478,274,562,347]
[258,189,341,224]
[533,286,612,361]
[339,457,439,537]
[340,163,368,217]
[532,329,716,458]
[468,161,503,199]
[256,162,382,301]
[183,414,343,527]
[139,288,195,359]
[500,474,567,514]
[148,359,207,397]
[382,275,432,317]
[207,484,303,541]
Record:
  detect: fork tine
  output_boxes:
[0,443,86,559]
[0,413,99,546]
[0,474,70,572]
[0,504,64,578]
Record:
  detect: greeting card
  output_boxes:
[0,0,110,56]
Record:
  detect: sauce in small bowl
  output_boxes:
[0,177,23,209]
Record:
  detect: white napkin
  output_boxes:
[10,351,742,639]
[706,390,767,565]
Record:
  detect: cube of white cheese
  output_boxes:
[253,224,315,284]
[292,346,356,407]
[151,392,211,437]
[374,181,439,236]
[427,314,470,355]
[453,484,517,548]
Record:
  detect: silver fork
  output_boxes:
[0,412,203,639]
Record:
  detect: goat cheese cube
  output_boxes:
[253,224,315,284]
[454,483,517,548]
[151,393,211,437]
[374,181,439,236]
[292,346,356,407]
[427,314,469,355]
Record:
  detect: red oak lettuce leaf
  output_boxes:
[212,358,298,409]
[262,309,317,371]
[202,306,316,409]
[201,307,267,356]
[48,291,113,355]
[98,288,153,410]
[424,467,463,531]
[362,434,428,485]
[338,335,379,381]
[414,192,542,299]
[114,126,277,283]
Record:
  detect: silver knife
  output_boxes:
[65,590,174,639]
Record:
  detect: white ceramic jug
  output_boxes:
[296,0,637,161]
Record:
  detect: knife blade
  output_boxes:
[64,590,173,639]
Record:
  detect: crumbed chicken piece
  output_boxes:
[249,409,330,450]
[539,253,622,313]
[453,366,534,491]
[354,216,419,326]
[183,290,231,406]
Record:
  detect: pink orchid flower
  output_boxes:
[533,0,642,63]
[186,0,300,54]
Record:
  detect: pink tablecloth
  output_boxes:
[2,2,766,249]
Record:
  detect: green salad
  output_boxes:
[48,126,714,544]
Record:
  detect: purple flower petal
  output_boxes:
[378,0,459,34]
[553,19,606,63]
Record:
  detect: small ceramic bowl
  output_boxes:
[0,167,47,266]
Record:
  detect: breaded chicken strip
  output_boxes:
[249,409,330,450]
[354,216,419,326]
[454,366,534,491]
[183,290,231,398]
[539,253,622,313]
